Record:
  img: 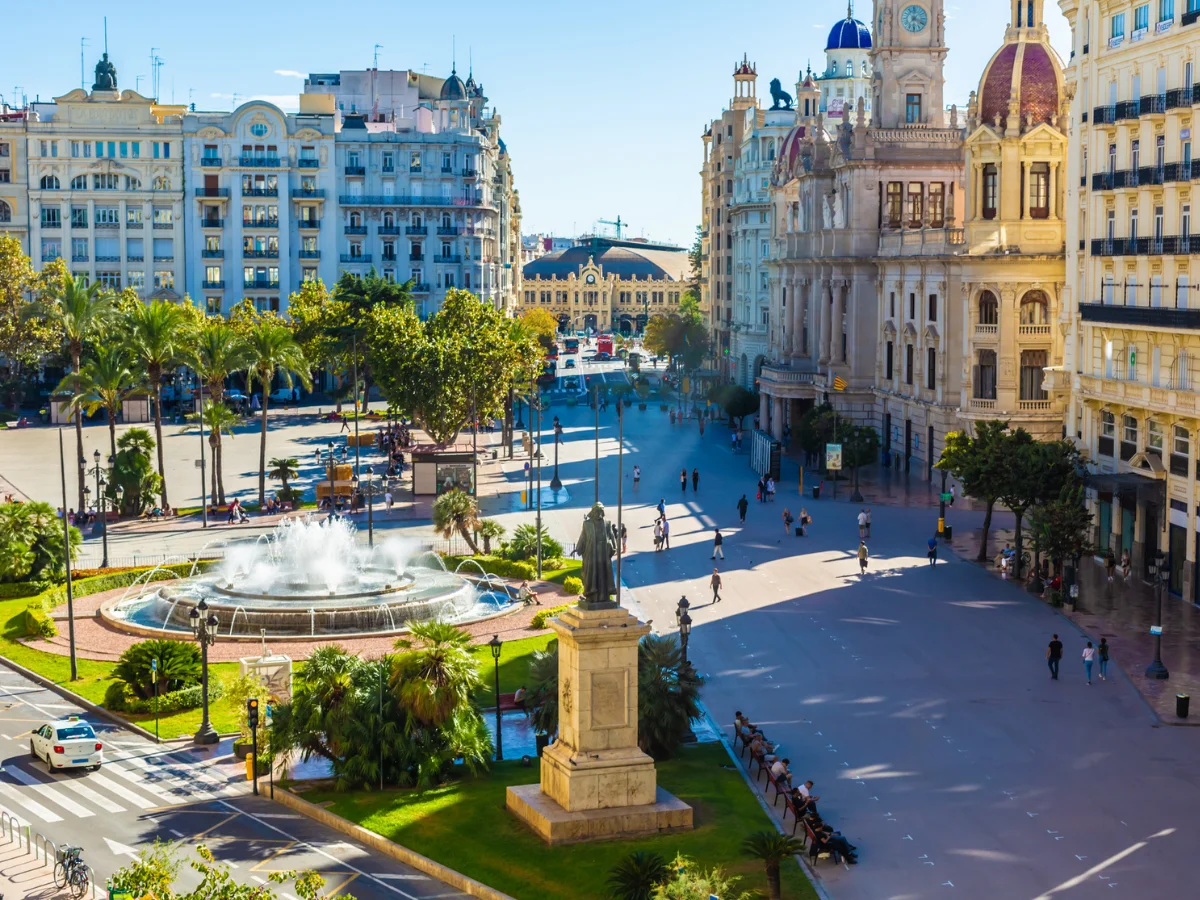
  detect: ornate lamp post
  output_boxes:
[190,599,221,744]
[550,417,562,492]
[678,609,692,666]
[353,468,376,546]
[675,594,690,629]
[85,449,113,567]
[1146,550,1170,680]
[488,634,504,761]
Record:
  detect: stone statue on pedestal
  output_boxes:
[576,503,618,610]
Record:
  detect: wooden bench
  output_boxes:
[498,692,524,713]
[780,792,803,836]
[104,510,119,523]
[804,821,833,865]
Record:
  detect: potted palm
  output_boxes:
[635,381,650,410]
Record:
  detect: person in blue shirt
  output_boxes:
[927,535,938,567]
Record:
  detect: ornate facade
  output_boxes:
[0,103,31,254]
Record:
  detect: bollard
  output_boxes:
[246,753,255,781]
[1177,693,1190,718]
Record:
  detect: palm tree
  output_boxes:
[391,621,484,727]
[190,321,250,505]
[431,489,481,554]
[55,345,140,461]
[637,633,704,759]
[125,300,189,509]
[476,519,504,555]
[185,403,238,505]
[741,832,804,900]
[268,457,300,503]
[245,321,311,507]
[606,852,669,900]
[25,275,114,509]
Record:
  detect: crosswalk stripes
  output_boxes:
[3,764,95,817]
[0,778,63,822]
[86,770,158,809]
[59,777,126,813]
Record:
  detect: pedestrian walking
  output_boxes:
[798,507,810,536]
[653,518,663,552]
[633,464,641,491]
[692,468,700,492]
[857,540,869,575]
[680,468,688,492]
[661,517,671,550]
[1082,641,1096,684]
[857,509,867,539]
[657,498,666,519]
[949,485,956,507]
[1104,548,1116,582]
[927,534,938,567]
[1120,550,1131,582]
[757,477,766,503]
[731,431,737,452]
[1046,633,1063,680]
[737,494,749,524]
[621,522,628,555]
[385,490,393,513]
[699,417,706,437]
[865,508,872,538]
[783,507,794,535]
[1098,638,1110,680]
[766,477,776,502]
[340,413,350,433]
[712,528,724,559]
[710,567,723,603]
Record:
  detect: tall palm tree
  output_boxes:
[267,457,300,502]
[390,621,484,728]
[431,488,481,554]
[185,402,238,505]
[24,275,114,509]
[245,321,311,506]
[55,345,140,461]
[125,300,190,510]
[741,832,804,900]
[190,321,250,505]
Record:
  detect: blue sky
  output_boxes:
[2,1,1070,248]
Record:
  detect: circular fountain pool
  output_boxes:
[101,517,515,639]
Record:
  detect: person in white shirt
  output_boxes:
[797,779,820,810]
[384,491,393,513]
[1082,641,1096,684]
[632,464,641,491]
[770,757,792,787]
[857,509,867,539]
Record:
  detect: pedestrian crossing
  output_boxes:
[0,747,242,826]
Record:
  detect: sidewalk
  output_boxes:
[948,522,1200,725]
[0,840,58,899]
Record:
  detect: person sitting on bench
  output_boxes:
[770,757,793,788]
[518,581,542,606]
[796,780,820,815]
[749,732,777,765]
[513,685,528,711]
[812,823,857,864]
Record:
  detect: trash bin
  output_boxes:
[942,525,953,541]
[1178,693,1190,718]
[812,485,821,499]
[535,733,551,757]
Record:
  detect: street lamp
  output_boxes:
[488,634,504,761]
[190,598,221,744]
[321,440,337,510]
[549,417,562,492]
[1146,550,1170,680]
[679,609,692,666]
[675,594,690,628]
[84,449,113,567]
[353,467,375,546]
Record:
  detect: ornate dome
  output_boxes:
[977,40,1063,128]
[826,14,871,51]
[440,69,467,101]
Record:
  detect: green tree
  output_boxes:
[741,832,803,900]
[0,236,60,410]
[688,226,703,300]
[245,320,312,506]
[527,638,560,735]
[607,851,670,900]
[937,421,1010,561]
[125,299,191,509]
[26,274,115,509]
[190,320,251,504]
[432,488,482,554]
[55,345,140,461]
[651,854,752,900]
[0,501,81,583]
[710,384,758,427]
[184,402,239,507]
[638,634,704,759]
[843,423,881,499]
[108,427,162,516]
[508,522,563,560]
[999,435,1084,579]
[519,307,560,349]
[268,457,301,503]
[476,519,504,554]
[1029,485,1093,595]
[112,638,201,699]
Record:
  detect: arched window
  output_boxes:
[349,211,362,227]
[40,174,60,190]
[441,213,451,228]
[830,61,838,76]
[70,175,87,190]
[0,200,9,223]
[1172,349,1193,390]
[846,59,852,77]
[982,164,998,219]
[411,213,422,227]
[153,175,170,191]
[383,212,395,228]
[978,291,999,325]
[1020,350,1048,400]
[974,349,998,399]
[861,60,868,77]
[124,176,141,191]
[1020,290,1049,325]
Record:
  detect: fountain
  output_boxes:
[101,517,516,640]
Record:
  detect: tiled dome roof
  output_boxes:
[978,41,1062,128]
[440,69,467,101]
[826,16,871,51]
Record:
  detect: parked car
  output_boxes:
[564,358,576,369]
[594,352,613,361]
[269,387,300,403]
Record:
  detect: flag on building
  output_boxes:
[832,375,847,391]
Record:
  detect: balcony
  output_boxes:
[298,158,319,169]
[126,255,144,262]
[344,166,366,177]
[759,365,819,385]
[1115,100,1140,121]
[461,168,478,178]
[244,279,281,290]
[968,398,997,411]
[1140,94,1167,116]
[344,225,367,235]
[95,221,120,230]
[1091,172,1116,191]
[877,227,966,257]
[242,187,278,197]
[97,255,121,263]
[410,165,422,174]
[1018,399,1053,411]
[242,249,279,259]
[406,225,427,235]
[202,249,224,259]
[200,218,225,229]
[298,250,320,259]
[381,253,397,263]
[1163,162,1192,183]
[1081,302,1200,329]
[411,282,431,293]
[298,219,320,230]
[194,187,229,198]
[339,194,492,208]
[1092,105,1117,125]
[409,254,424,262]
[71,254,88,262]
[1185,9,1200,25]
[1136,165,1166,186]
[437,226,461,236]
[974,323,999,338]
[1018,324,1052,337]
[291,189,325,199]
[441,166,452,174]
[240,156,281,167]
[382,165,395,174]
[1166,87,1194,109]
[377,226,400,235]
[126,221,143,229]
[436,254,463,263]
[340,254,371,264]
[244,218,279,229]
[153,255,174,263]
[200,157,222,168]
[202,280,225,290]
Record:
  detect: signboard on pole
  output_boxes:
[826,443,843,471]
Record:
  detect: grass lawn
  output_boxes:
[302,742,816,900]
[471,634,555,701]
[539,558,581,588]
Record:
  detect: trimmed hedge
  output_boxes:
[442,555,537,581]
[104,679,225,714]
[0,582,49,600]
[530,603,573,629]
[23,602,56,638]
[562,576,583,596]
[42,561,217,609]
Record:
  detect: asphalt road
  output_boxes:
[0,666,467,899]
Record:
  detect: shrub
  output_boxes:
[0,582,49,600]
[441,555,536,581]
[508,524,564,561]
[112,639,202,700]
[542,556,567,571]
[224,674,272,743]
[0,501,82,583]
[23,602,56,638]
[104,680,131,711]
[42,562,212,609]
[530,603,572,629]
[121,680,226,715]
[563,576,583,596]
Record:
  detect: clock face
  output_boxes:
[901,4,928,32]
[585,273,595,284]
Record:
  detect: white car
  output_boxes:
[30,717,103,772]
[269,387,299,403]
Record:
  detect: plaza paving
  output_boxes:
[5,364,1200,898]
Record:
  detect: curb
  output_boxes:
[697,700,835,900]
[270,786,516,900]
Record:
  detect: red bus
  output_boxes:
[563,337,580,354]
[596,334,614,356]
[546,342,559,360]
[537,358,557,385]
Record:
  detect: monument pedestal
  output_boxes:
[505,604,693,845]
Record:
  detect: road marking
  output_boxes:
[170,828,185,837]
[3,764,94,817]
[60,778,126,813]
[104,837,139,858]
[0,779,63,822]
[89,769,164,808]
[252,813,302,819]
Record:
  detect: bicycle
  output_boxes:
[53,846,90,898]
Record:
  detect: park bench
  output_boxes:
[780,791,803,836]
[804,821,833,864]
[497,692,525,713]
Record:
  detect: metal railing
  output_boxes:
[291,189,325,199]
[1,807,99,899]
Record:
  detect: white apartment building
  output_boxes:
[0,104,30,254]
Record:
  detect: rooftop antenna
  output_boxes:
[452,35,456,73]
[374,44,383,69]
[149,47,158,98]
[80,37,89,90]
[135,75,144,94]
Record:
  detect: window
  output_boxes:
[928,294,938,322]
[70,206,87,228]
[885,341,894,379]
[127,207,143,226]
[1106,208,1116,240]
[97,271,121,289]
[153,207,173,226]
[152,176,170,191]
[70,141,91,158]
[886,182,902,227]
[1029,163,1049,218]
[928,183,945,227]
[1134,4,1149,31]
[1122,416,1138,460]
[41,207,61,227]
[71,238,88,260]
[907,182,923,226]
[926,347,937,389]
[1156,135,1165,169]
[1183,204,1192,239]
[152,271,174,291]
[982,165,998,219]
[1020,350,1048,400]
[40,140,57,158]
[889,291,896,317]
[0,200,9,223]
[41,239,61,259]
[975,350,997,399]
[1111,12,1126,37]
[1149,419,1164,453]
[382,151,394,172]
[979,291,999,324]
[1172,425,1189,476]
[909,292,916,319]
[93,173,119,190]
[152,142,170,159]
[68,174,86,190]
[124,176,141,191]
[1131,139,1140,170]
[1020,290,1049,324]
[39,174,60,190]
[905,344,914,384]
[202,144,219,162]
[126,238,144,260]
[1130,208,1139,241]
[94,206,119,226]
[905,93,921,124]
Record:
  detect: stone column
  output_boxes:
[772,396,784,442]
[759,389,770,429]
[834,280,847,363]
[797,279,810,358]
[1048,162,1058,219]
[818,279,832,365]
[1021,161,1031,220]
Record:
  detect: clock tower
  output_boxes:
[870,0,947,128]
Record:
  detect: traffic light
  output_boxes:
[247,697,259,730]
